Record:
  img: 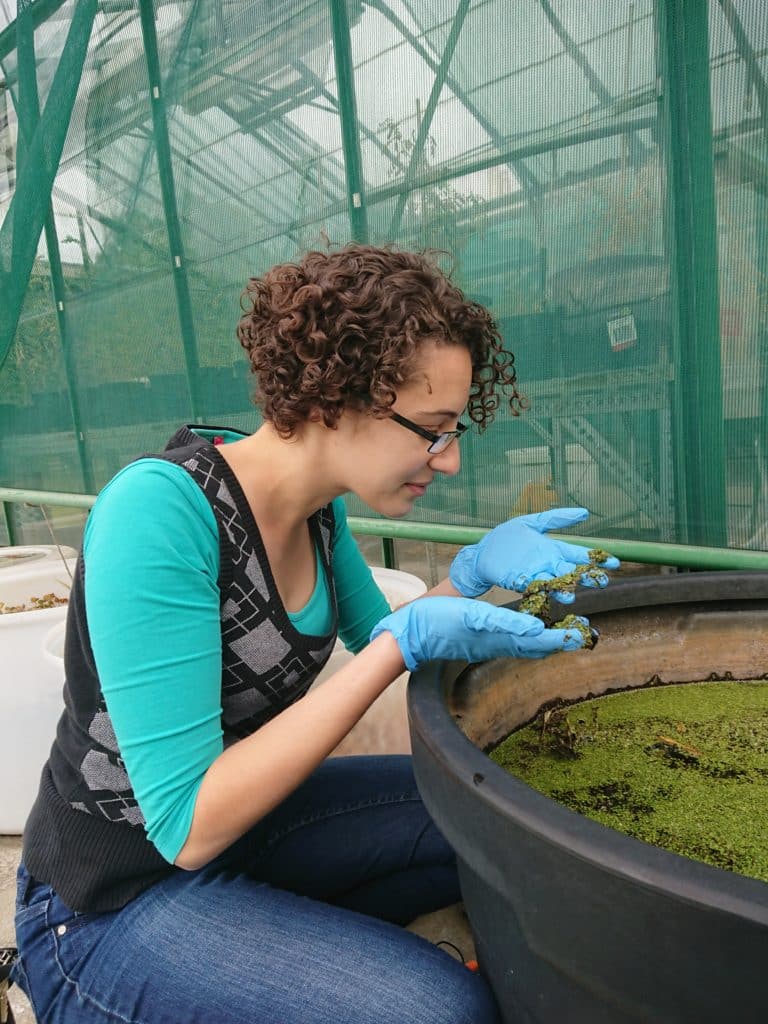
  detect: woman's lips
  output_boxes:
[405,482,428,497]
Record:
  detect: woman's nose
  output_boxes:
[428,441,461,476]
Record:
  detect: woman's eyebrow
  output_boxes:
[415,408,462,419]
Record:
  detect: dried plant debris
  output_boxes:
[0,592,69,614]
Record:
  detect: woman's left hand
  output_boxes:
[448,508,620,600]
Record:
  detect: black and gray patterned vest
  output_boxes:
[23,425,339,912]
[162,426,339,739]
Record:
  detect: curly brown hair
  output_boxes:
[236,243,525,436]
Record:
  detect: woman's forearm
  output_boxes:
[174,631,405,870]
[422,576,463,598]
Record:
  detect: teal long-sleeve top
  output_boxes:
[83,455,391,864]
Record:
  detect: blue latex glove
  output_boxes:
[449,508,620,602]
[370,596,587,672]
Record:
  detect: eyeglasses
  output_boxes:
[389,411,468,454]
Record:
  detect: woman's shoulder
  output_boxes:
[86,458,217,551]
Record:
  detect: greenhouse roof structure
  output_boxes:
[1,1,768,561]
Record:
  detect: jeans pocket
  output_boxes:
[49,900,117,978]
[13,894,54,1021]
[14,893,50,948]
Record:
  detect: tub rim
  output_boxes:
[407,570,768,926]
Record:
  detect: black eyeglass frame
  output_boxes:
[389,411,468,454]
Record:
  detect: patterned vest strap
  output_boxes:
[161,426,339,739]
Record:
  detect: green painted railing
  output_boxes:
[3,486,768,572]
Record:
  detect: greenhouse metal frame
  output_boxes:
[1,1,767,568]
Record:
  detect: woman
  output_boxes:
[13,244,617,1023]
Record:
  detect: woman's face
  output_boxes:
[334,341,473,518]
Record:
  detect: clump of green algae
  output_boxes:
[518,548,614,648]
[491,680,768,882]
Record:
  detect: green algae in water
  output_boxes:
[491,681,768,883]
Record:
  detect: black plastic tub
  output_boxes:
[407,573,768,1023]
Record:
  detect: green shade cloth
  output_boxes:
[1,1,767,554]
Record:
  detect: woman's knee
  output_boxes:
[350,938,500,1024]
[391,966,499,1024]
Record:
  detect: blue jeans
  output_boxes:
[13,755,500,1023]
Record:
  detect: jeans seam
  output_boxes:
[14,900,48,924]
[54,884,185,1024]
[263,791,422,847]
[46,899,150,1024]
[10,956,38,1020]
[405,817,433,869]
[52,946,151,1024]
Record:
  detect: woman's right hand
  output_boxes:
[370,596,586,672]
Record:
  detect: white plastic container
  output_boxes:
[312,566,428,757]
[0,543,77,573]
[1,548,75,833]
[44,620,67,664]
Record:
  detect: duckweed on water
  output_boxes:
[490,681,768,882]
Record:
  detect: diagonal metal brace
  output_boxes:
[526,414,664,523]
[0,0,97,372]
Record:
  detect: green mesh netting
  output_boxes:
[1,0,767,550]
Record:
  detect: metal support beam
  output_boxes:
[13,7,93,493]
[216,103,324,249]
[0,0,97,371]
[40,219,95,492]
[2,501,18,545]
[656,0,727,547]
[253,111,658,250]
[329,0,368,241]
[525,412,672,538]
[367,0,540,194]
[381,537,397,569]
[138,0,202,418]
[387,0,472,239]
[0,0,69,63]
[538,0,646,167]
[375,113,657,206]
[293,57,412,178]
[717,0,768,146]
[717,0,768,548]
